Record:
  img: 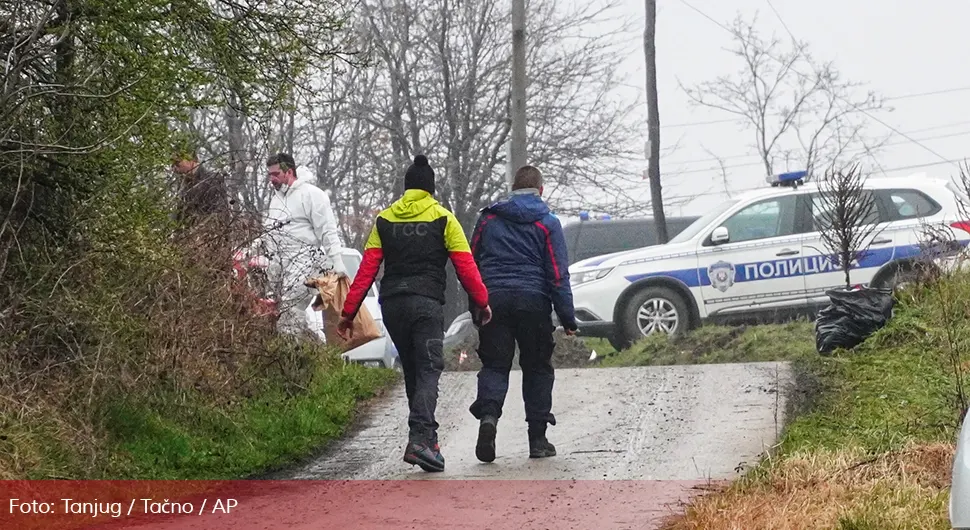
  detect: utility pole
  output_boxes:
[644,0,668,243]
[509,0,527,189]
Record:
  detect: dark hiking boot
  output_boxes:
[476,416,498,463]
[528,423,556,459]
[404,437,445,472]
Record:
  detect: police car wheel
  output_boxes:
[607,334,627,352]
[878,262,928,292]
[620,286,688,344]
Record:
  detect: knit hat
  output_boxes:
[404,154,435,194]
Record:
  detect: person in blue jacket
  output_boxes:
[467,165,578,462]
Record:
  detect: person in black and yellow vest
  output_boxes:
[337,154,492,473]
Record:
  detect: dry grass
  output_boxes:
[656,270,970,529]
[662,443,953,530]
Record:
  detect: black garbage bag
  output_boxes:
[815,286,895,355]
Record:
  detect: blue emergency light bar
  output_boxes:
[767,170,808,188]
[578,211,613,221]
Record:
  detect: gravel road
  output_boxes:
[112,362,793,530]
[283,362,792,481]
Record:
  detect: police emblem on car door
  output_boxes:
[708,260,735,292]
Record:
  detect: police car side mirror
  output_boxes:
[711,226,730,245]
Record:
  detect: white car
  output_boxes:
[952,412,970,529]
[304,248,401,370]
[569,171,970,350]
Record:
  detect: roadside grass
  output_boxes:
[0,347,397,481]
[100,354,397,480]
[658,278,967,530]
[585,319,816,367]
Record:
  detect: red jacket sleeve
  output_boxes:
[444,213,489,309]
[341,224,384,320]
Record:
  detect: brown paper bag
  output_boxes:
[305,273,382,352]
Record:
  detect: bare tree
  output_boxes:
[174,0,649,323]
[302,62,398,248]
[814,163,881,289]
[681,14,888,179]
[338,0,646,225]
[267,0,647,321]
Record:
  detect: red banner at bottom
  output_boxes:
[0,479,723,529]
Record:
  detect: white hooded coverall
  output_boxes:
[262,177,347,337]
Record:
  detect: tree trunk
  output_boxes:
[644,0,668,243]
[225,90,250,208]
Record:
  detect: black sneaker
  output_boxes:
[476,416,498,463]
[404,440,445,472]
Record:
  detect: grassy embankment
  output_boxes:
[588,276,966,529]
[2,339,397,482]
[585,319,816,367]
[0,215,398,481]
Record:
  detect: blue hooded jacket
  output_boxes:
[470,189,577,330]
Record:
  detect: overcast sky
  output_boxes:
[578,0,970,217]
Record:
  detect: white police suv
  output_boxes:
[569,171,970,350]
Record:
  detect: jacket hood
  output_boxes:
[485,189,550,223]
[390,189,439,219]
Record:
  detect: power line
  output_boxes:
[888,86,970,101]
[662,87,970,129]
[764,0,796,42]
[678,0,964,170]
[755,0,957,167]
[663,128,970,169]
[664,117,735,129]
[652,157,970,204]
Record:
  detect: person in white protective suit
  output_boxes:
[260,153,348,338]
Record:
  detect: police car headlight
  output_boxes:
[570,267,614,286]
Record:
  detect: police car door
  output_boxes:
[697,194,807,318]
[801,189,892,304]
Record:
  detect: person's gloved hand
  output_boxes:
[330,257,349,278]
[337,315,354,340]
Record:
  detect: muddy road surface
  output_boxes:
[114,362,792,530]
[282,362,791,481]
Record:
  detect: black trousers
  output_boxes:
[469,291,557,427]
[380,294,445,444]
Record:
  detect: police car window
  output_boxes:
[887,190,939,219]
[580,222,652,257]
[720,196,796,243]
[810,191,879,231]
[669,200,739,244]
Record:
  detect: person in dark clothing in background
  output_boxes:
[172,150,232,226]
[171,150,235,275]
[337,154,492,473]
[468,165,577,463]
